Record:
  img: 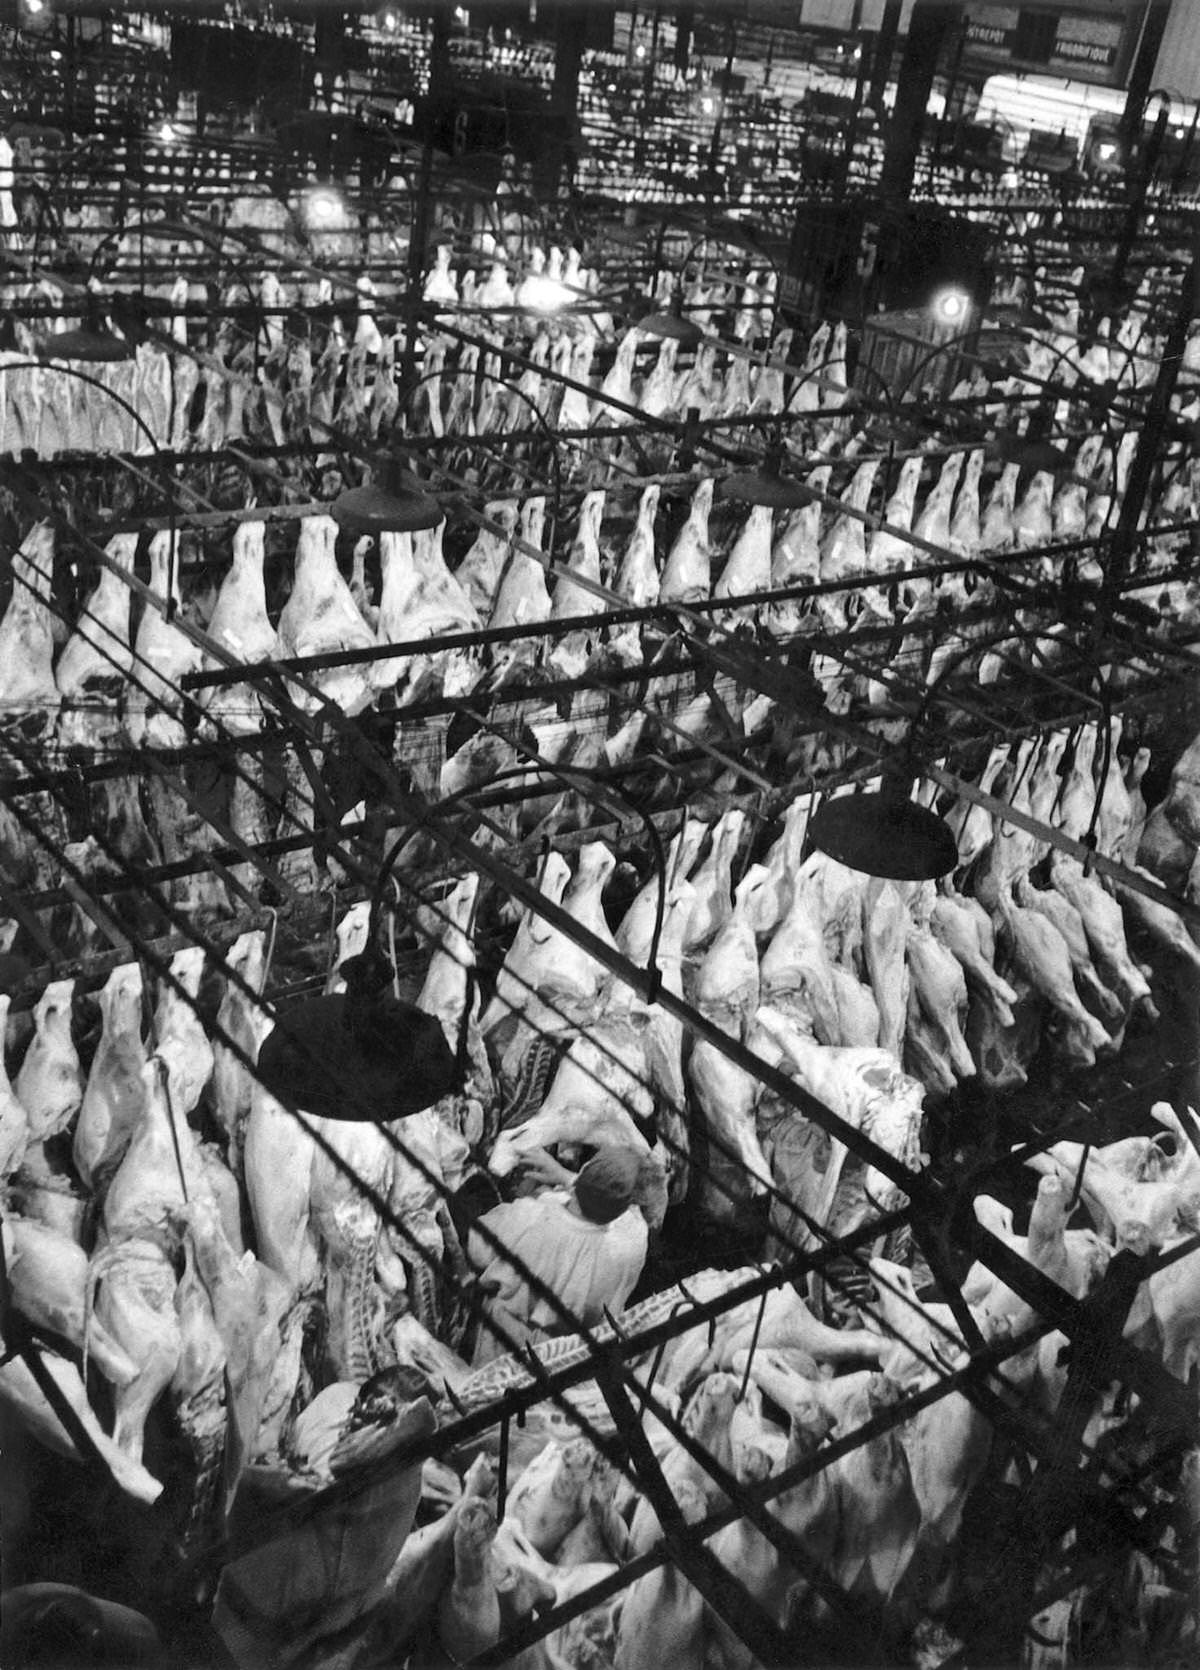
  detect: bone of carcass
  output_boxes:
[153,946,215,1121]
[0,1344,164,1502]
[55,531,136,702]
[931,887,1018,1026]
[906,886,976,1081]
[0,996,30,1179]
[489,1017,655,1175]
[1091,718,1135,861]
[629,1373,741,1553]
[16,978,82,1145]
[596,327,640,422]
[693,864,768,1036]
[276,515,376,715]
[372,521,481,701]
[178,1192,291,1515]
[91,1235,181,1464]
[74,963,147,1189]
[201,521,279,734]
[1055,723,1100,842]
[683,808,746,952]
[549,488,606,677]
[1114,867,1200,970]
[208,931,267,1169]
[0,522,59,711]
[1013,876,1122,1020]
[125,529,201,747]
[1024,730,1070,864]
[715,502,773,613]
[2,1216,137,1386]
[1049,851,1153,1007]
[244,1008,319,1297]
[661,477,713,604]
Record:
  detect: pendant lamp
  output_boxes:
[719,439,815,510]
[331,482,445,535]
[807,772,959,882]
[637,301,705,345]
[36,326,133,364]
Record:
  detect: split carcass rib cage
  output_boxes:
[2,97,1200,1670]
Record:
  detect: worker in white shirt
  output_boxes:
[466,1144,650,1366]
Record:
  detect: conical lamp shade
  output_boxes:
[808,788,958,881]
[719,469,814,510]
[638,309,705,344]
[37,327,133,363]
[332,483,444,534]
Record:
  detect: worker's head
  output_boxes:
[573,1145,642,1224]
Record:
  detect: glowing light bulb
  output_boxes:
[303,186,344,229]
[26,0,44,14]
[158,121,176,145]
[383,9,397,28]
[932,287,970,326]
[635,44,646,60]
[701,96,714,115]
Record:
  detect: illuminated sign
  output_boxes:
[962,2,1144,89]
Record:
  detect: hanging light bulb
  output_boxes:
[332,482,445,535]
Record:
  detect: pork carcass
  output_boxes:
[0,522,58,711]
[152,946,215,1121]
[212,929,270,1158]
[931,887,1018,1025]
[1027,1119,1200,1251]
[715,503,773,610]
[1049,851,1153,1007]
[967,1173,1108,1332]
[628,1373,741,1552]
[0,1344,163,1503]
[869,1259,994,1612]
[980,462,1020,552]
[170,1231,228,1551]
[549,488,605,678]
[614,1479,707,1670]
[608,484,660,662]
[490,496,552,634]
[751,792,815,936]
[995,884,1111,1059]
[867,454,924,575]
[1013,876,1122,1020]
[770,465,830,629]
[55,531,136,701]
[373,520,481,701]
[455,501,519,621]
[201,520,279,734]
[308,1116,394,1380]
[0,995,30,1179]
[693,864,768,1036]
[906,888,976,1082]
[16,978,82,1144]
[683,808,746,952]
[74,963,146,1190]
[277,514,376,715]
[488,1018,654,1176]
[660,478,713,605]
[125,529,200,747]
[1114,868,1200,972]
[2,1216,137,1386]
[244,1008,319,1297]
[102,1055,211,1248]
[90,1235,181,1464]
[479,850,573,1037]
[178,1192,290,1514]
[689,1029,773,1210]
[819,459,878,584]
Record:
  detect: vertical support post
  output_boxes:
[868,0,903,118]
[405,4,449,383]
[548,0,586,192]
[879,1,962,210]
[1120,1,1172,145]
[674,2,693,75]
